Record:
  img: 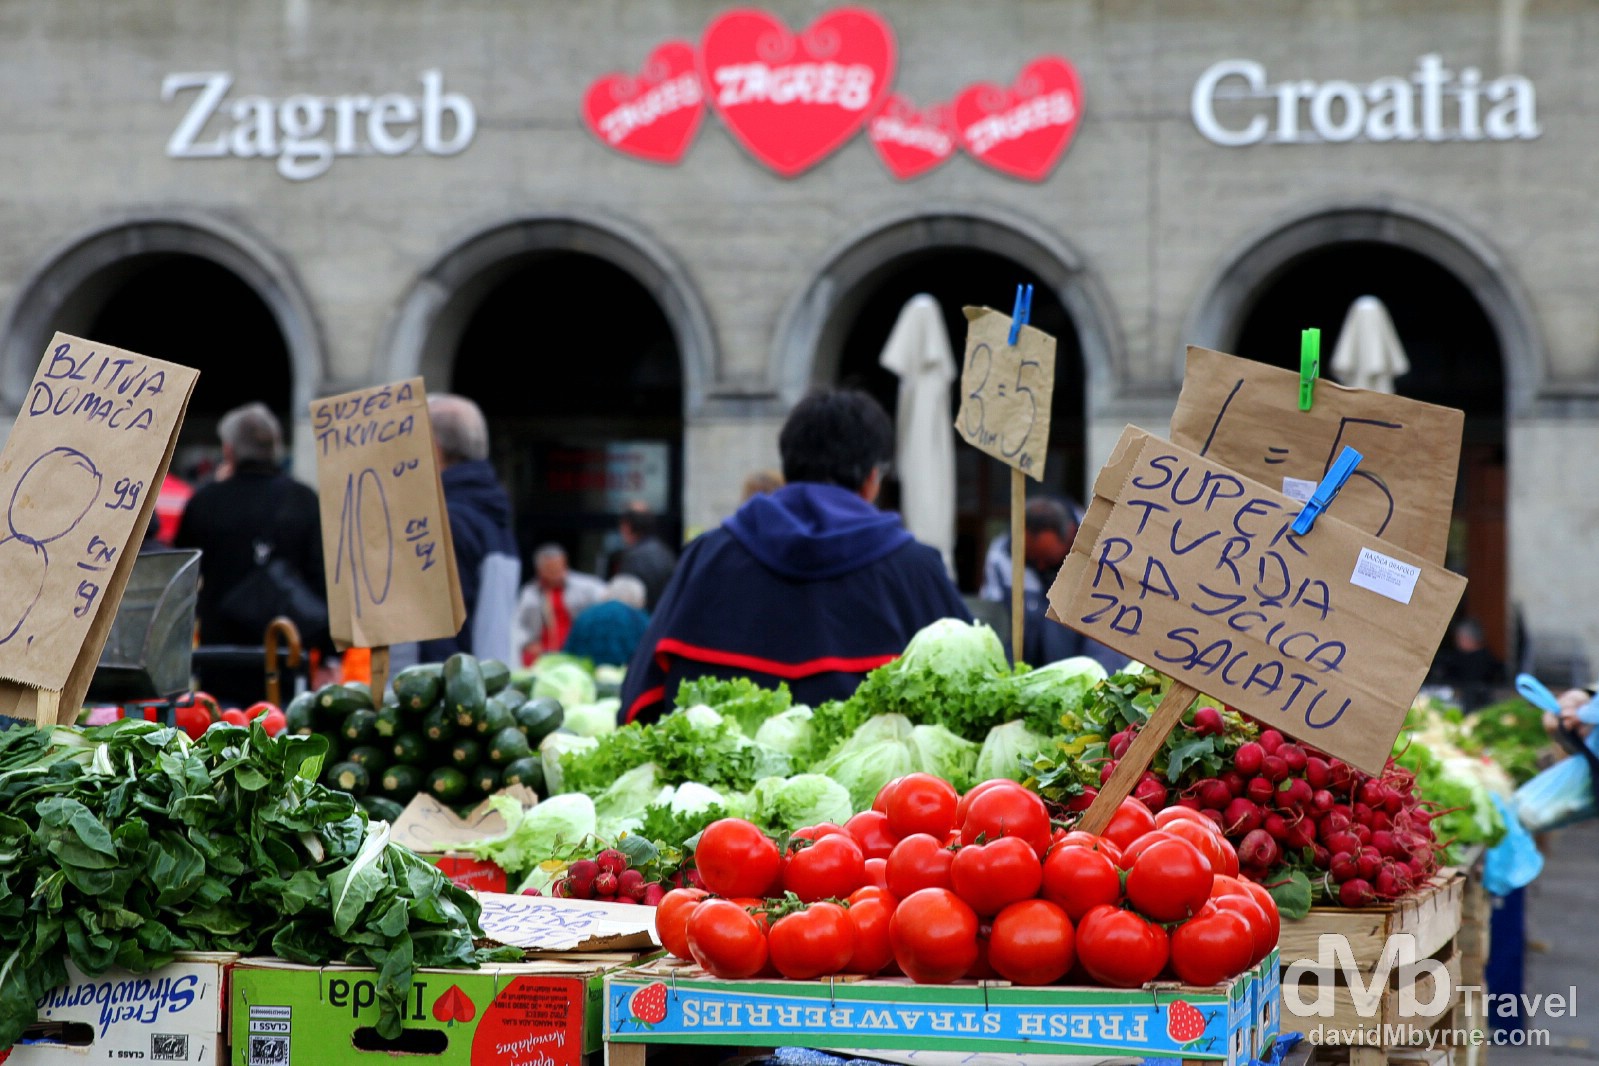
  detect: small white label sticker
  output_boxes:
[1350,547,1421,604]
[1281,477,1317,502]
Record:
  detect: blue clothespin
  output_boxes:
[1007,283,1034,346]
[1290,446,1362,535]
[1299,328,1321,411]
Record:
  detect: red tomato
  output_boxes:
[687,899,769,979]
[1115,830,1175,870]
[783,833,866,902]
[988,899,1075,986]
[696,820,782,898]
[1155,806,1218,831]
[1170,905,1254,985]
[863,857,889,892]
[873,776,905,813]
[1041,844,1123,921]
[1209,874,1249,899]
[955,778,1027,824]
[1101,797,1158,851]
[1213,893,1273,966]
[1163,819,1238,879]
[960,785,1051,856]
[949,836,1042,917]
[259,710,288,738]
[791,823,848,842]
[1126,837,1213,923]
[729,898,773,933]
[1240,880,1281,950]
[1075,906,1169,988]
[847,885,895,906]
[885,773,960,840]
[845,810,899,860]
[1055,831,1123,866]
[219,709,250,727]
[768,902,854,979]
[844,897,895,975]
[655,888,709,960]
[889,888,979,984]
[885,834,954,898]
[244,701,277,721]
[174,704,212,741]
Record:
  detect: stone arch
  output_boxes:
[773,206,1123,407]
[1183,200,1541,411]
[0,212,324,415]
[381,212,716,415]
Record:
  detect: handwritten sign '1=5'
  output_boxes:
[955,305,1056,480]
[312,378,464,650]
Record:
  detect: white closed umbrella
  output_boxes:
[879,294,957,574]
[1330,295,1410,393]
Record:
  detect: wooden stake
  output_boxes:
[370,646,391,704]
[1010,467,1025,667]
[1076,681,1199,835]
[35,689,62,729]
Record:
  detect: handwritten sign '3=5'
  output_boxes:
[955,305,1056,480]
[312,378,464,650]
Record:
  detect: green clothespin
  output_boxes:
[1298,327,1321,411]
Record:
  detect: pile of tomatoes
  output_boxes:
[654,773,1281,989]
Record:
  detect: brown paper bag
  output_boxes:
[0,333,198,723]
[1170,346,1462,564]
[311,379,465,650]
[1047,426,1466,774]
[954,305,1056,480]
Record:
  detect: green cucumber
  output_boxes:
[381,764,425,799]
[450,738,482,769]
[443,653,487,728]
[427,767,468,801]
[480,659,512,695]
[501,756,545,794]
[472,764,502,796]
[487,726,533,766]
[316,682,372,722]
[284,693,317,736]
[329,761,370,795]
[475,699,517,737]
[341,709,378,746]
[372,705,402,739]
[392,663,445,712]
[513,697,564,744]
[391,733,428,766]
[421,707,455,744]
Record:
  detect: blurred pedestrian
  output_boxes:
[741,469,784,501]
[615,501,677,611]
[563,574,651,667]
[514,544,605,665]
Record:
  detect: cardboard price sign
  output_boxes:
[1170,346,1462,564]
[311,378,464,650]
[0,333,198,723]
[1047,427,1466,774]
[954,305,1056,480]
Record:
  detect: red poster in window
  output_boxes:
[582,40,705,164]
[954,56,1083,182]
[700,7,895,177]
[867,94,957,180]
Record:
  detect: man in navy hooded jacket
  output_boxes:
[621,388,970,724]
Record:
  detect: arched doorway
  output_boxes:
[0,216,319,477]
[1192,207,1527,666]
[387,216,711,579]
[778,211,1119,593]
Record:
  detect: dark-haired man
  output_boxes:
[620,388,970,725]
[615,501,676,611]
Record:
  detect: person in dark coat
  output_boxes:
[417,394,521,663]
[615,503,677,611]
[563,574,651,668]
[620,388,970,725]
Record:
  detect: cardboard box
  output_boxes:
[388,790,537,894]
[1250,947,1282,1058]
[606,960,1258,1065]
[9,952,234,1065]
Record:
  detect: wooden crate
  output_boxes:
[1279,872,1466,971]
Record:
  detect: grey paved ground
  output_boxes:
[1487,819,1599,1064]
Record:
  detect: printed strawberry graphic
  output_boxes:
[629,982,668,1026]
[432,984,476,1024]
[1167,999,1206,1043]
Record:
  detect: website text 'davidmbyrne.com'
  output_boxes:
[1283,932,1571,1050]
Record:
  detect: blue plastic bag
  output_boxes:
[1512,745,1599,832]
[1483,794,1544,894]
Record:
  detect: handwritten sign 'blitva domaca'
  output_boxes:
[1047,427,1465,774]
[0,333,198,723]
[312,378,464,650]
[955,305,1056,480]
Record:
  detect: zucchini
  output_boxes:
[443,653,487,728]
[421,707,455,744]
[391,732,428,766]
[329,761,370,795]
[487,726,533,766]
[450,738,482,768]
[472,764,502,796]
[360,795,407,823]
[480,659,512,695]
[381,764,425,799]
[372,705,402,739]
[392,663,445,712]
[513,697,564,744]
[475,699,517,738]
[427,767,468,801]
[346,745,389,773]
[284,693,317,736]
[501,756,545,794]
[316,682,372,723]
[341,709,378,746]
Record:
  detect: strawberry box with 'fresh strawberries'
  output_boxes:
[605,957,1265,1065]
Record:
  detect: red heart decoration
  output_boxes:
[867,94,957,180]
[582,41,705,165]
[431,984,476,1025]
[700,7,895,177]
[953,56,1083,182]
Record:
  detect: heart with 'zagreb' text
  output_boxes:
[582,40,705,164]
[867,94,957,180]
[699,7,895,177]
[953,56,1083,182]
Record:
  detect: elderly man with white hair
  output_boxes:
[513,543,606,665]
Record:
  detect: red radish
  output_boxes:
[1359,780,1387,808]
[1304,757,1331,789]
[1099,760,1119,785]
[596,849,629,875]
[1323,831,1360,857]
[1311,844,1330,867]
[617,869,647,901]
[1329,852,1359,883]
[1246,777,1275,805]
[1328,759,1354,792]
[1339,878,1375,907]
[593,870,619,896]
[1309,789,1335,815]
[1109,730,1135,758]
[1195,778,1232,810]
[1275,778,1312,810]
[1356,847,1382,881]
[1375,864,1412,899]
[1239,829,1280,869]
[641,883,667,906]
[1234,742,1265,776]
[1201,809,1225,830]
[1319,810,1352,837]
[1223,798,1263,836]
[1220,771,1247,798]
[1261,755,1289,784]
[1066,788,1098,812]
[1133,775,1167,809]
[1258,730,1285,754]
[1353,824,1372,845]
[1278,744,1307,773]
[1284,817,1317,851]
[1176,796,1202,811]
[1191,706,1225,736]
